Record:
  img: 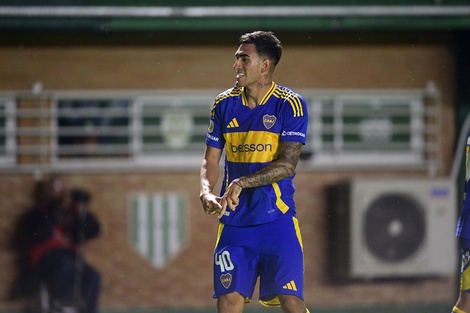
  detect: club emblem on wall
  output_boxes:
[128,192,188,269]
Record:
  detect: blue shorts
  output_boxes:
[213,214,304,307]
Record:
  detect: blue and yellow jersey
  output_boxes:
[205,82,308,226]
[457,132,470,244]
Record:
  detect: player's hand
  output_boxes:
[220,180,243,218]
[200,193,223,216]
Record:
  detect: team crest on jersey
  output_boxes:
[263,115,276,129]
[220,273,232,289]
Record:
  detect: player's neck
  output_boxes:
[244,80,273,109]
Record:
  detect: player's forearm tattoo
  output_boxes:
[280,141,303,167]
[240,142,303,188]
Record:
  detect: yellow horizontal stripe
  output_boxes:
[224,131,279,163]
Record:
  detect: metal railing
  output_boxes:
[302,81,441,175]
[0,84,441,173]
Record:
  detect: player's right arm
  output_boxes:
[200,144,223,216]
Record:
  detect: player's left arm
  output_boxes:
[222,141,303,211]
[238,141,302,187]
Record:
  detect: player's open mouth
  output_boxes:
[236,73,245,79]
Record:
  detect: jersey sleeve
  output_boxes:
[280,93,308,144]
[205,99,225,150]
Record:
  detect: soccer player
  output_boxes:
[199,31,310,313]
[453,133,470,313]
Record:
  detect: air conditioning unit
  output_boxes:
[328,178,457,281]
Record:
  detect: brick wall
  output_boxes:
[0,37,457,311]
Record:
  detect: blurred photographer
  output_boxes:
[9,175,101,313]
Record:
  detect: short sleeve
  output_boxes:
[205,99,225,150]
[280,94,308,144]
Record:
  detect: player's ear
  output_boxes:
[261,58,271,73]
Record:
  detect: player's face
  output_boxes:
[233,43,264,88]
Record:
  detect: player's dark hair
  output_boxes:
[239,30,282,67]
